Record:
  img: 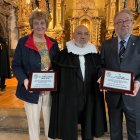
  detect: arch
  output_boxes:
[80,18,90,30]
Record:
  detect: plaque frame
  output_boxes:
[28,71,57,91]
[100,69,134,94]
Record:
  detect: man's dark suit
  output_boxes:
[101,35,140,140]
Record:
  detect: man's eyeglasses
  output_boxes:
[115,19,133,25]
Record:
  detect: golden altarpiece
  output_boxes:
[69,0,102,47]
[105,0,140,39]
[1,0,140,53]
[15,0,103,49]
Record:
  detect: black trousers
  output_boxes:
[108,98,136,140]
[136,133,140,140]
[0,76,6,87]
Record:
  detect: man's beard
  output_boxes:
[74,41,87,48]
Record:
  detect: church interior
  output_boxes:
[0,0,140,139]
[1,0,140,54]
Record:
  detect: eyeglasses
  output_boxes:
[115,19,133,25]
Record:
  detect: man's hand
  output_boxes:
[132,81,140,96]
[97,77,101,84]
[125,81,140,96]
[97,77,107,94]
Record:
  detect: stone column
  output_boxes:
[54,0,63,30]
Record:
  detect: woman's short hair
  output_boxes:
[29,9,49,29]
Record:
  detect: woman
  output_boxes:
[12,9,59,140]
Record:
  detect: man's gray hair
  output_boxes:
[114,9,133,22]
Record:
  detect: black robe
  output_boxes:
[49,48,107,140]
[0,37,11,78]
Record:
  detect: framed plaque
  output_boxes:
[28,71,57,91]
[100,69,134,94]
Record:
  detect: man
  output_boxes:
[49,25,107,140]
[0,36,11,91]
[100,9,140,140]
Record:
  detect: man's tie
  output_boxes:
[119,40,126,62]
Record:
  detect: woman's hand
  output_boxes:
[24,79,29,90]
[42,67,49,71]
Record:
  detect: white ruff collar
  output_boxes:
[66,40,97,55]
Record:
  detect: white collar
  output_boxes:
[118,35,130,44]
[66,40,97,55]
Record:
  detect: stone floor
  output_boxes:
[0,132,110,140]
[0,108,127,140]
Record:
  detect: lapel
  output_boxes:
[112,37,120,65]
[123,35,136,60]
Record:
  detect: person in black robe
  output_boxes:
[49,25,107,140]
[0,36,11,91]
